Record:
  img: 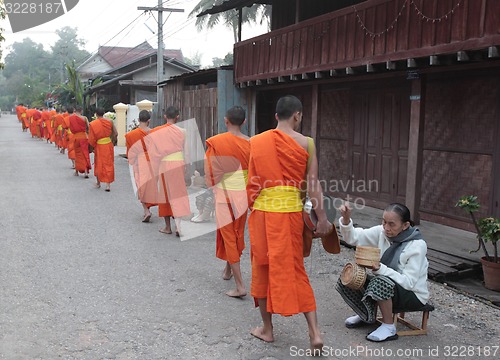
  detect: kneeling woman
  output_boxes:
[336,202,429,342]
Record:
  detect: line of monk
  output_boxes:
[16,98,337,351]
[15,104,118,191]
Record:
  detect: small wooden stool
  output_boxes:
[378,303,435,336]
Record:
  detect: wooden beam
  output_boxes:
[405,78,426,224]
[429,55,439,66]
[457,51,469,62]
[488,46,499,58]
[407,58,417,68]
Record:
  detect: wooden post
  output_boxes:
[405,77,426,224]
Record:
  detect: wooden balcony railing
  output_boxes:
[234,0,500,83]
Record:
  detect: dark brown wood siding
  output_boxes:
[235,0,500,83]
[420,74,498,223]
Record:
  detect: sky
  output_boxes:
[1,0,268,66]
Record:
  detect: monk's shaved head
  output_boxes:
[276,95,302,120]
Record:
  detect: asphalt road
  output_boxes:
[0,114,498,360]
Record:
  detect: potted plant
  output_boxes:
[456,195,500,291]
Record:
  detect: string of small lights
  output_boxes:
[411,0,462,22]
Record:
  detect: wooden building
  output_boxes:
[199,0,500,230]
[159,66,248,172]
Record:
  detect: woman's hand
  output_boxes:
[314,219,333,237]
[340,201,352,225]
[371,261,380,271]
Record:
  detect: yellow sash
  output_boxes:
[67,129,72,135]
[161,151,184,161]
[57,125,63,131]
[216,170,248,191]
[253,185,303,213]
[97,137,112,145]
[21,113,26,118]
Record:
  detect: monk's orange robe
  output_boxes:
[69,114,91,173]
[32,110,42,138]
[125,128,157,208]
[88,118,115,183]
[54,114,64,147]
[247,129,315,316]
[62,114,75,160]
[148,123,190,218]
[16,105,28,131]
[41,111,51,140]
[205,132,250,264]
[26,109,35,136]
[49,110,57,143]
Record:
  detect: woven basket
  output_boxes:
[355,246,380,268]
[340,262,367,290]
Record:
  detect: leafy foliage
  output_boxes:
[0,26,89,109]
[0,0,5,69]
[189,0,270,43]
[456,195,499,263]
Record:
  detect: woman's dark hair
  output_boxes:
[384,203,415,226]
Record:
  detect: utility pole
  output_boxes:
[138,1,183,121]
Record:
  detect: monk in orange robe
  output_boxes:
[62,107,76,168]
[32,109,43,140]
[16,104,28,132]
[125,110,158,222]
[49,109,57,145]
[147,106,191,236]
[88,108,117,191]
[41,107,51,142]
[54,111,65,151]
[205,106,250,298]
[246,95,332,351]
[69,106,91,178]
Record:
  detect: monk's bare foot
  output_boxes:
[250,327,274,343]
[222,269,233,280]
[310,335,324,355]
[74,171,78,176]
[94,183,101,189]
[225,289,247,298]
[142,213,151,223]
[159,228,172,234]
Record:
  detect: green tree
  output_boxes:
[50,26,90,83]
[0,0,5,69]
[189,1,270,43]
[211,52,233,67]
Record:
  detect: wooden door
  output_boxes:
[350,85,410,204]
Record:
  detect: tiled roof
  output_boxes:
[98,41,184,68]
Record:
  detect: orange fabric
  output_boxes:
[54,114,64,147]
[62,115,75,159]
[88,118,114,183]
[148,123,190,218]
[16,106,28,130]
[49,111,57,143]
[41,111,51,140]
[70,114,91,173]
[205,132,250,264]
[125,128,157,208]
[247,129,315,316]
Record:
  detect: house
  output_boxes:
[158,66,248,171]
[77,42,196,108]
[198,0,500,231]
